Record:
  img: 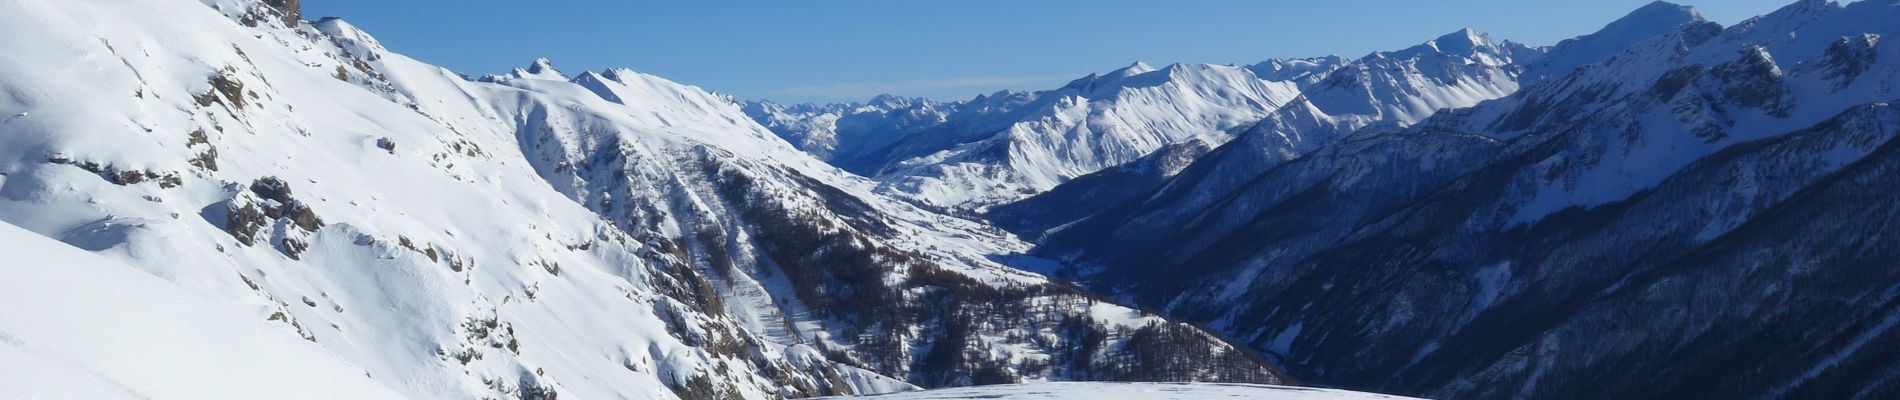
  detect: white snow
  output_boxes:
[0,220,406,400]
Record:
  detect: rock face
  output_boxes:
[264,0,299,25]
[1032,1,1900,399]
[218,177,324,259]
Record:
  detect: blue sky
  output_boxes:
[305,0,1802,103]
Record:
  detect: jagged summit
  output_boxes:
[476,57,574,83]
[520,57,567,80]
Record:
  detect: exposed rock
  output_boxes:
[263,0,299,26]
[220,177,325,259]
[187,129,219,171]
[1816,34,1881,89]
[1711,47,1791,117]
[196,70,248,111]
[47,156,182,188]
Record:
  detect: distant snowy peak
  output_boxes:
[479,57,570,82]
[1108,60,1158,78]
[1060,60,1221,95]
[1295,27,1532,125]
[873,61,1304,209]
[1611,1,1706,34]
[863,93,937,110]
[742,95,952,159]
[1384,28,1538,66]
[522,57,567,79]
[1248,55,1350,85]
[1523,1,1708,81]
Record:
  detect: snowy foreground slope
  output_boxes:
[815,382,1418,400]
[0,220,405,400]
[0,0,1285,398]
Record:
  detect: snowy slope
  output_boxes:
[815,382,1417,400]
[0,0,1286,397]
[0,220,406,400]
[0,0,912,398]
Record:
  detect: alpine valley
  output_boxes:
[3,1,1897,400]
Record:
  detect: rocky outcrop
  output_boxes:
[218,177,324,259]
[263,0,299,25]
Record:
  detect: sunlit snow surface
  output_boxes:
[817,382,1418,400]
[0,220,405,400]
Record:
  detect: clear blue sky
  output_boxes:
[305,0,1801,103]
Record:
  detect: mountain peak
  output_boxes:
[528,57,559,74]
[866,93,920,109]
[1431,27,1492,55]
[1517,0,1708,82]
[1635,1,1700,16]
[1115,61,1158,77]
[1063,61,1163,92]
[502,57,568,81]
[1612,1,1706,31]
[1379,27,1505,61]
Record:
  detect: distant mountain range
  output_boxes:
[756,1,1900,398]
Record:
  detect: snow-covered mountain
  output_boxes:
[1012,1,1706,241]
[871,62,1307,210]
[1036,1,1900,398]
[1520,1,1708,83]
[744,95,952,162]
[0,0,1289,398]
[750,26,1556,213]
